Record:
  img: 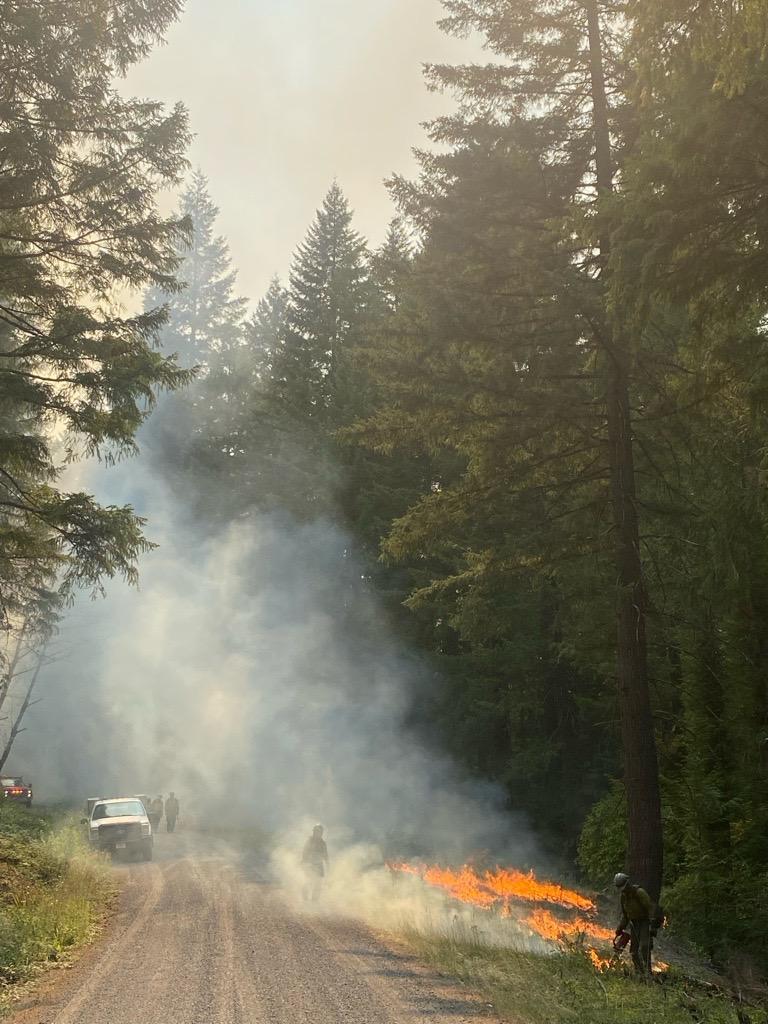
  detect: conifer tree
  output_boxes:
[607,7,768,948]
[0,0,190,635]
[194,277,289,494]
[141,173,251,519]
[618,3,768,333]
[230,277,290,405]
[354,0,665,897]
[174,186,375,522]
[146,171,247,370]
[274,183,370,425]
[249,278,290,376]
[371,219,414,314]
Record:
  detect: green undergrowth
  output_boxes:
[404,931,768,1024]
[0,804,115,999]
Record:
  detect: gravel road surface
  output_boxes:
[8,833,499,1024]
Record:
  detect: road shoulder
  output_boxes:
[2,863,149,1023]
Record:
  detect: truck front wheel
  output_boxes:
[142,840,153,862]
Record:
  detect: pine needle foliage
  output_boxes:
[145,170,247,371]
[0,1,191,632]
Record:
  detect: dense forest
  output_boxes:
[2,0,768,969]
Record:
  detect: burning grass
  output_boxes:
[388,860,679,981]
[523,908,613,944]
[391,862,594,913]
[389,861,621,968]
[387,860,754,1021]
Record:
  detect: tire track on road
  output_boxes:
[7,837,502,1024]
[53,862,165,1024]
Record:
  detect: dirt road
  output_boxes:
[8,833,499,1024]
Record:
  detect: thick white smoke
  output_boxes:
[6,432,574,954]
[14,456,539,864]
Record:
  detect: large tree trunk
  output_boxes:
[585,0,664,900]
[605,358,664,898]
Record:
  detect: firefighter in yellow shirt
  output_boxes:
[614,872,653,974]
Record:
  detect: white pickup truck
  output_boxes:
[86,797,153,861]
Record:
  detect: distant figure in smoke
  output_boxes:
[165,792,180,833]
[149,795,164,833]
[301,824,329,901]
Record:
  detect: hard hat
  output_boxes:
[614,872,630,889]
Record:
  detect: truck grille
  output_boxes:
[97,822,141,842]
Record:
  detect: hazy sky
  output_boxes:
[124,0,479,305]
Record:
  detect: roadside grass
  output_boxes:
[404,929,768,1024]
[0,805,115,996]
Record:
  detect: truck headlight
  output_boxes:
[141,823,150,836]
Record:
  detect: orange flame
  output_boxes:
[485,867,595,912]
[389,862,595,914]
[389,861,640,973]
[524,909,614,943]
[423,864,499,909]
[589,948,613,971]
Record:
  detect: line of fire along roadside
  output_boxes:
[388,861,669,974]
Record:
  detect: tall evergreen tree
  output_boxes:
[351,0,665,898]
[602,2,768,956]
[274,183,370,426]
[184,278,290,506]
[207,183,373,520]
[146,171,247,371]
[151,184,372,522]
[0,0,190,636]
[141,173,250,520]
[371,219,414,315]
[248,277,289,380]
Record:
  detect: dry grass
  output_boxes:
[403,927,768,1024]
[0,807,116,999]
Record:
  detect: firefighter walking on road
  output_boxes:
[614,872,654,975]
[301,824,329,901]
[150,795,164,833]
[166,792,180,833]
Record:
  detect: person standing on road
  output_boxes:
[301,824,328,901]
[150,795,164,833]
[165,792,180,833]
[614,872,653,975]
[146,797,159,832]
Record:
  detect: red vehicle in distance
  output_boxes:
[2,776,33,807]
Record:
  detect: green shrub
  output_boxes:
[579,781,768,971]
[0,804,51,841]
[0,808,114,989]
[577,783,627,885]
[664,862,768,968]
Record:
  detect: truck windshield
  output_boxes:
[92,801,144,820]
